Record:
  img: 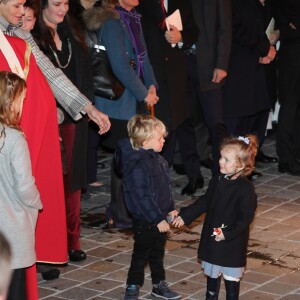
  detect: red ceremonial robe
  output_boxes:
[0,36,68,299]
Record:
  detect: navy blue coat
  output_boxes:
[116,138,174,225]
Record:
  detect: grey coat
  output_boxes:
[0,126,42,269]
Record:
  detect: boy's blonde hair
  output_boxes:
[127,114,167,150]
[220,134,258,176]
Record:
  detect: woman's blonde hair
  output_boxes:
[220,134,258,176]
[0,71,26,150]
[127,114,167,150]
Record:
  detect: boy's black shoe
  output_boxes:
[124,284,140,300]
[151,281,181,299]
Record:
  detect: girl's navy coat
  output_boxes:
[116,138,174,225]
[180,175,257,268]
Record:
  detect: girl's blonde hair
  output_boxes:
[0,71,26,150]
[220,134,258,176]
[127,114,167,150]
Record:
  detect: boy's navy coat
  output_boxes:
[116,138,174,225]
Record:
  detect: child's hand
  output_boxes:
[172,216,185,228]
[214,228,225,242]
[157,220,170,232]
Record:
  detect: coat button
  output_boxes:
[165,57,168,62]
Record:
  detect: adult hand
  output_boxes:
[212,68,227,83]
[148,84,157,95]
[165,24,182,44]
[269,30,280,45]
[83,103,111,135]
[157,220,170,232]
[145,92,159,106]
[259,56,271,64]
[267,45,276,61]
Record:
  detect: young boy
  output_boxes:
[116,115,181,300]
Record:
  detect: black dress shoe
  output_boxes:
[41,268,60,280]
[247,171,262,181]
[37,263,60,280]
[68,249,87,262]
[256,151,278,163]
[278,163,300,176]
[181,176,204,196]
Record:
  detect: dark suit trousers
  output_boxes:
[185,53,227,174]
[162,119,202,180]
[276,41,300,165]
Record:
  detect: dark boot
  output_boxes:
[224,279,240,300]
[205,276,221,300]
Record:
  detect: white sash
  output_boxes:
[0,30,25,79]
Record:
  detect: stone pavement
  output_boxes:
[38,136,300,300]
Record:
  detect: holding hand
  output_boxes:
[167,210,179,223]
[145,92,159,107]
[259,46,276,65]
[157,220,170,232]
[172,215,185,228]
[165,24,182,45]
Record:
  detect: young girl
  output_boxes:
[173,135,258,300]
[0,71,42,299]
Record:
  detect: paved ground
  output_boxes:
[38,135,300,300]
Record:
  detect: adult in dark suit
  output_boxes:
[273,0,300,175]
[222,0,276,178]
[137,0,203,195]
[185,0,231,175]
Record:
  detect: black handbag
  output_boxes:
[91,26,125,100]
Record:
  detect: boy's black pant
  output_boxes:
[127,220,167,287]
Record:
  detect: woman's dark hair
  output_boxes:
[31,0,87,54]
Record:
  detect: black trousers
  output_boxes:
[87,121,101,184]
[162,118,202,180]
[7,269,27,300]
[184,54,227,174]
[276,41,300,165]
[224,109,270,147]
[127,220,167,287]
